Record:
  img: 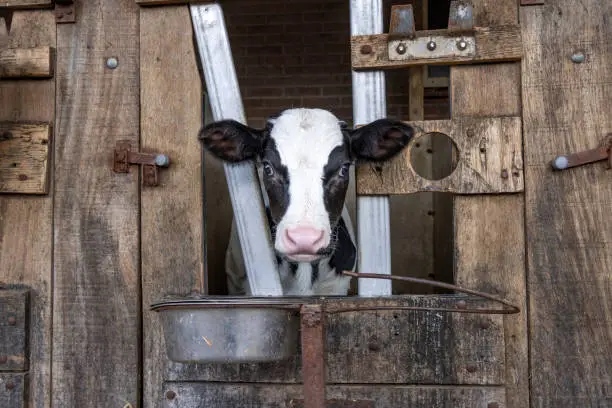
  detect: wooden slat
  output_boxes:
[356,117,524,195]
[450,2,528,408]
[0,122,51,194]
[52,1,140,407]
[140,5,210,408]
[0,373,27,408]
[136,0,187,4]
[1,0,52,8]
[163,296,505,385]
[0,289,28,371]
[0,47,53,78]
[352,25,522,70]
[0,9,54,408]
[160,383,507,408]
[520,1,612,407]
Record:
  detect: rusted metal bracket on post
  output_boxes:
[551,134,612,171]
[113,140,170,187]
[352,0,521,70]
[55,0,75,24]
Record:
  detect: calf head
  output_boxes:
[200,108,414,263]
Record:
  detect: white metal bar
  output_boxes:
[350,0,393,296]
[190,3,283,296]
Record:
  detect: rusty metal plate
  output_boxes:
[388,35,476,61]
[356,116,524,195]
[0,289,29,371]
[0,373,27,408]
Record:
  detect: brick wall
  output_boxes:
[222,0,449,128]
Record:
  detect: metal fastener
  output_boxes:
[6,382,14,390]
[166,390,176,400]
[426,40,437,51]
[457,300,467,310]
[501,169,509,179]
[457,39,468,51]
[360,44,372,55]
[571,52,585,63]
[154,154,170,167]
[466,364,477,373]
[106,57,118,69]
[8,316,16,325]
[480,320,490,330]
[396,43,407,55]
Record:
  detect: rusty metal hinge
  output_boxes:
[551,134,612,171]
[55,0,75,24]
[113,141,170,187]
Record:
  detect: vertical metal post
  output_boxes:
[300,304,326,408]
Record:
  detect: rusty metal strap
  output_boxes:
[340,271,520,315]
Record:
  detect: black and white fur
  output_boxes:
[199,108,414,296]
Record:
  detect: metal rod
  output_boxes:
[300,304,326,408]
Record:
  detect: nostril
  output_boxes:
[284,229,297,245]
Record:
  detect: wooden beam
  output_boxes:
[450,2,529,408]
[0,289,28,371]
[0,373,27,408]
[0,0,52,8]
[0,47,53,78]
[0,122,51,194]
[521,1,612,406]
[356,117,524,195]
[52,1,140,407]
[0,9,55,408]
[352,25,522,70]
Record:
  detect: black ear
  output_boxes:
[348,119,414,161]
[198,120,267,162]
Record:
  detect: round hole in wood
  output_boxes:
[410,132,458,180]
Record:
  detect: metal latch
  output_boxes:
[551,134,612,171]
[113,141,170,187]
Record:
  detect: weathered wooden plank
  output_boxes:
[136,0,187,4]
[0,373,27,408]
[352,25,522,70]
[161,383,507,408]
[0,47,53,78]
[0,9,54,408]
[356,117,524,195]
[0,122,51,194]
[164,296,505,385]
[140,5,210,408]
[52,1,140,407]
[520,1,612,407]
[1,0,51,8]
[0,289,28,371]
[450,2,528,408]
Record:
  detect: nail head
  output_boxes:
[571,52,585,63]
[427,40,437,51]
[457,39,468,51]
[360,44,372,55]
[166,390,176,400]
[106,57,118,69]
[396,43,407,55]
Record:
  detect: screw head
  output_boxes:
[457,39,468,51]
[360,44,372,55]
[166,390,176,400]
[396,43,407,55]
[106,57,118,69]
[426,40,437,51]
[154,154,170,167]
[456,300,467,310]
[8,316,16,325]
[571,52,585,63]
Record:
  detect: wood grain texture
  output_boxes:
[352,25,522,70]
[450,2,528,408]
[1,0,51,8]
[140,5,211,408]
[136,0,187,4]
[0,373,27,408]
[520,1,612,407]
[0,47,53,78]
[0,122,51,194]
[162,297,504,386]
[0,9,54,408]
[161,383,507,408]
[356,117,524,195]
[0,289,28,371]
[52,1,140,407]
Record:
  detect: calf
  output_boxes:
[199,108,414,296]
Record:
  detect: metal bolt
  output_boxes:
[426,40,437,51]
[396,43,407,55]
[501,169,509,179]
[106,57,118,69]
[466,364,477,373]
[6,382,14,390]
[0,356,7,364]
[8,316,16,325]
[456,300,467,310]
[480,320,490,330]
[457,39,468,51]
[154,154,170,167]
[18,174,28,181]
[571,52,585,63]
[166,390,176,400]
[360,44,372,55]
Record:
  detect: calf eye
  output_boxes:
[262,161,274,177]
[338,163,351,178]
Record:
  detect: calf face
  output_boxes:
[200,108,414,263]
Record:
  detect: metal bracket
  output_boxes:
[113,140,170,187]
[551,134,612,171]
[55,0,75,24]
